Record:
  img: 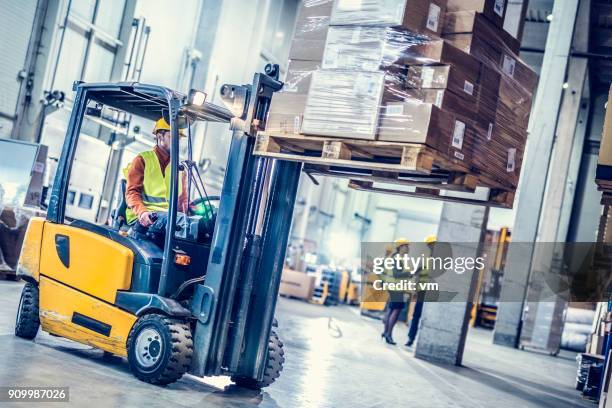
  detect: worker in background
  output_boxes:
[125,118,188,242]
[381,238,412,345]
[405,235,436,348]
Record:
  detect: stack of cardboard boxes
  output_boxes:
[267,0,538,189]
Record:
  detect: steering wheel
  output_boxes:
[188,196,220,218]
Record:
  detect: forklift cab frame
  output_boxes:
[16,66,302,388]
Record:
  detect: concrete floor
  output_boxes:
[0,280,593,407]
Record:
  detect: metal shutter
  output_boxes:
[0,0,37,137]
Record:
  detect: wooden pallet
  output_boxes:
[255,132,470,175]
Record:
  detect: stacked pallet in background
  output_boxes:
[264,0,538,201]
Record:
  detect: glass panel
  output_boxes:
[0,139,38,206]
[83,40,115,83]
[53,27,88,97]
[78,193,94,209]
[94,0,126,37]
[262,0,283,58]
[70,0,96,22]
[67,190,76,205]
[261,0,299,64]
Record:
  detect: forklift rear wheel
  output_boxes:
[127,314,193,385]
[231,330,285,390]
[15,282,40,339]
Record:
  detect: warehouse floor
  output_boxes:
[0,280,591,407]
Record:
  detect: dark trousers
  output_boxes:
[407,293,425,342]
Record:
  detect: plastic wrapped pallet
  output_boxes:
[290,0,334,61]
[330,0,447,36]
[303,26,481,165]
[446,0,508,30]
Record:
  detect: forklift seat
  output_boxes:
[112,179,129,231]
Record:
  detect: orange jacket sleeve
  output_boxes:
[179,172,188,213]
[125,155,148,217]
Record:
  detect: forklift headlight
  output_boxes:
[188,89,207,106]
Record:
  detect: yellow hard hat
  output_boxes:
[394,238,410,247]
[424,235,437,244]
[153,118,186,136]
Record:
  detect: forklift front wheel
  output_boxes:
[15,282,40,340]
[231,330,285,390]
[127,314,193,385]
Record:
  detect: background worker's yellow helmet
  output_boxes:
[394,238,410,249]
[152,118,186,136]
[424,235,437,244]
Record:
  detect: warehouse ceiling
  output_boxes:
[520,0,612,89]
[590,1,612,86]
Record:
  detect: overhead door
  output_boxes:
[0,0,37,138]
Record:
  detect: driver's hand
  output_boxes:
[138,211,154,227]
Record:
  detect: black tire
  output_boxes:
[231,330,285,390]
[126,314,193,385]
[15,282,40,339]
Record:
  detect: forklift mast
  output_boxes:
[189,65,302,380]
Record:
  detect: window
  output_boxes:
[52,0,128,99]
[67,190,76,205]
[53,25,89,96]
[78,193,94,209]
[260,0,299,70]
[83,39,116,83]
[94,0,126,38]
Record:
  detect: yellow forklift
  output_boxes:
[14,65,301,389]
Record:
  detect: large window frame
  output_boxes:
[50,0,128,102]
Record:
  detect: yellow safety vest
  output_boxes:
[124,150,182,224]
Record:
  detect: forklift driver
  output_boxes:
[125,118,187,244]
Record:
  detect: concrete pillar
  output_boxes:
[493,0,581,347]
[414,203,488,365]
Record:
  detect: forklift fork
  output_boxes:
[190,66,301,382]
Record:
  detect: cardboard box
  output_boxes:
[597,85,612,179]
[406,65,480,105]
[404,39,483,77]
[302,70,391,140]
[331,0,447,37]
[283,60,320,95]
[266,93,308,135]
[442,12,520,54]
[443,14,537,94]
[405,88,478,118]
[472,67,528,188]
[321,26,390,71]
[321,26,480,74]
[379,100,473,165]
[289,0,334,61]
[279,269,316,300]
[446,0,508,29]
[266,60,319,134]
